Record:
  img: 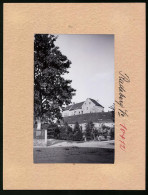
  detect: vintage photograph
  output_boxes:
[33,34,114,163]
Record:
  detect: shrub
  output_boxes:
[110,126,115,139]
[54,126,60,139]
[47,123,59,138]
[85,121,95,141]
[73,122,83,141]
[59,126,68,140]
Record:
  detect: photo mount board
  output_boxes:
[3,3,145,190]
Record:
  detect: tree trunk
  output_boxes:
[37,86,42,131]
[37,117,41,130]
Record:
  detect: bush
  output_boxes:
[67,126,73,140]
[85,121,95,141]
[47,123,59,139]
[110,126,115,139]
[73,122,83,141]
[59,126,67,140]
[54,126,60,139]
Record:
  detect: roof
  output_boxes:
[89,98,104,108]
[63,102,84,111]
[70,102,84,110]
[63,112,114,124]
[63,105,73,111]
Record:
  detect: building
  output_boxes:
[62,98,114,131]
[62,111,114,131]
[62,98,104,117]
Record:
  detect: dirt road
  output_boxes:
[34,147,114,163]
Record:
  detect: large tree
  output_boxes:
[34,34,76,130]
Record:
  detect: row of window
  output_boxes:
[74,107,89,114]
[74,111,83,114]
[85,102,91,105]
[64,109,104,116]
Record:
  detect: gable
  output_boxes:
[89,98,104,108]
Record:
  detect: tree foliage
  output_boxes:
[109,103,115,122]
[34,34,76,124]
[59,122,73,140]
[73,122,83,141]
[85,121,95,140]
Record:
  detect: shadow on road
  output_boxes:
[34,147,114,164]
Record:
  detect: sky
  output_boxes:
[55,34,114,112]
